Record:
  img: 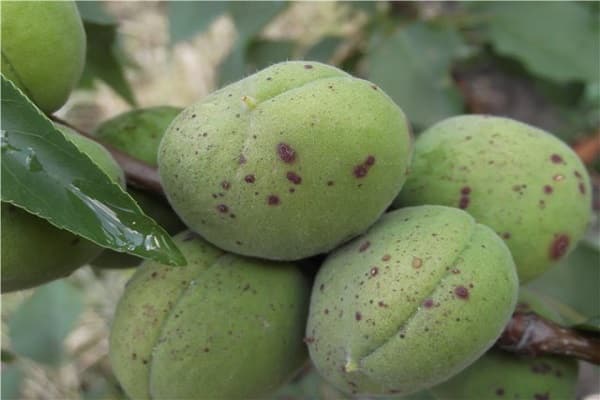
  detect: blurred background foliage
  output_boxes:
[2,1,599,399]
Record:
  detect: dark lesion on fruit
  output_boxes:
[549,234,569,260]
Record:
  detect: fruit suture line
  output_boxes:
[49,114,599,367]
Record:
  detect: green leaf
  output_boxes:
[167,1,227,44]
[1,76,186,266]
[305,37,343,63]
[572,315,600,333]
[76,1,114,24]
[8,281,83,365]
[80,22,136,105]
[247,39,296,70]
[1,349,16,364]
[479,2,600,82]
[228,1,287,38]
[218,1,287,85]
[218,43,247,86]
[368,22,467,129]
[527,244,600,318]
[1,363,23,400]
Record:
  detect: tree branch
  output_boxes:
[50,115,164,196]
[496,311,600,364]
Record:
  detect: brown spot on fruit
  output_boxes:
[549,234,569,260]
[267,195,280,206]
[412,257,423,269]
[359,241,371,252]
[355,312,362,321]
[382,254,391,261]
[244,174,255,183]
[579,182,586,194]
[327,180,334,186]
[377,301,388,308]
[221,181,230,190]
[454,286,469,299]
[460,186,471,195]
[304,64,313,69]
[495,388,504,396]
[369,267,379,277]
[550,154,563,164]
[286,171,302,184]
[303,336,315,344]
[353,155,376,178]
[459,196,470,209]
[238,154,247,164]
[543,185,553,194]
[553,174,564,181]
[353,165,368,178]
[502,232,511,239]
[423,299,434,309]
[216,204,229,213]
[277,143,296,163]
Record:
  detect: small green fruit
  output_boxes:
[109,231,311,399]
[395,115,591,283]
[1,1,86,112]
[431,290,578,400]
[1,125,124,292]
[93,106,182,166]
[91,107,186,268]
[431,350,578,400]
[306,205,518,397]
[158,61,412,260]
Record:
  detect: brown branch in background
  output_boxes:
[50,115,165,196]
[573,130,600,165]
[496,312,600,364]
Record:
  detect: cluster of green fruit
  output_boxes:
[1,2,590,399]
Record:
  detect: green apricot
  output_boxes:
[395,115,591,283]
[431,350,578,400]
[90,107,186,268]
[1,1,86,112]
[431,289,578,400]
[109,231,311,399]
[93,106,182,166]
[1,125,124,292]
[158,61,412,260]
[306,205,518,397]
[59,125,125,186]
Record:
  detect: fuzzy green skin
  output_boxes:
[1,1,86,112]
[158,61,412,261]
[431,350,578,400]
[1,203,101,292]
[431,290,578,400]
[109,231,311,399]
[306,205,518,397]
[395,115,591,283]
[1,127,124,292]
[93,106,182,166]
[91,108,186,268]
